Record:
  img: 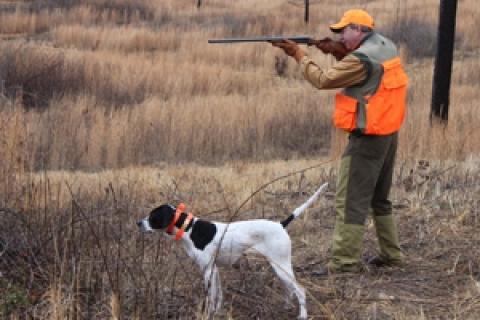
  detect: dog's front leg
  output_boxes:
[203,263,223,315]
[193,253,223,317]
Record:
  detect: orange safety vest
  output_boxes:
[333,57,408,135]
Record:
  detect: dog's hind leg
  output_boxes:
[258,243,306,319]
[254,236,307,319]
[269,260,307,320]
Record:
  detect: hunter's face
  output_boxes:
[340,25,363,51]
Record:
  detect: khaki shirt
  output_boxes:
[299,54,367,89]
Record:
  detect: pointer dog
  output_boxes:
[137,183,328,320]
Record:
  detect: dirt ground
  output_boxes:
[1,159,479,319]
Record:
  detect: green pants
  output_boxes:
[328,132,402,271]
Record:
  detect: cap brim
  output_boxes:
[329,22,348,33]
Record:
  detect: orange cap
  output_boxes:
[330,9,374,32]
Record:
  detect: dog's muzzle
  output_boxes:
[137,219,154,233]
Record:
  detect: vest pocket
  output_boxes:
[334,93,358,131]
[382,58,408,89]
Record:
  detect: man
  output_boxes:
[273,9,408,274]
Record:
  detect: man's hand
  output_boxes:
[309,37,349,61]
[272,39,305,62]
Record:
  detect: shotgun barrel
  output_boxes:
[208,35,314,44]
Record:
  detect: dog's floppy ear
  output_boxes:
[148,204,176,229]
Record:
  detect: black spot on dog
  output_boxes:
[148,204,175,229]
[190,220,217,250]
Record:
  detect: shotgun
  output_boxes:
[208,35,314,44]
[208,35,349,60]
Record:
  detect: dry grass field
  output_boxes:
[0,0,479,319]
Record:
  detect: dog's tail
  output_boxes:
[280,182,328,228]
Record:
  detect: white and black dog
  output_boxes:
[137,182,328,319]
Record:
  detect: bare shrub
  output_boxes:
[0,10,57,35]
[0,42,150,108]
[0,43,67,108]
[53,25,181,52]
[24,0,77,12]
[82,0,155,22]
[197,13,269,36]
[19,0,153,20]
[274,55,288,77]
[381,16,466,59]
[381,18,438,58]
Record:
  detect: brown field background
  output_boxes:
[0,0,479,319]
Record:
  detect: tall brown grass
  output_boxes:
[0,1,479,318]
[0,0,479,170]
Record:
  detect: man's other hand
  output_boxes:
[272,39,305,62]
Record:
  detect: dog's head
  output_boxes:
[137,204,176,233]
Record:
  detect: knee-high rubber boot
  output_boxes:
[328,220,364,272]
[373,214,402,264]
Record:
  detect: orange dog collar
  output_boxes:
[166,203,194,240]
[166,203,185,235]
[175,212,194,240]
